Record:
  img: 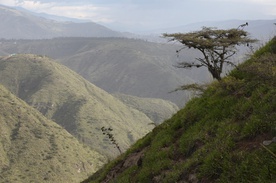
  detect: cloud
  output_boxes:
[200,0,276,16]
[0,0,17,6]
[48,5,111,22]
[16,0,56,10]
[0,0,112,22]
[203,0,276,3]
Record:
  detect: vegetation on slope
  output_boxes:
[0,84,106,183]
[83,37,276,182]
[0,54,154,158]
[114,93,179,125]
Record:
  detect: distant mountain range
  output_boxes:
[0,5,122,39]
[0,38,205,107]
[1,4,275,43]
[14,6,92,23]
[1,4,274,107]
[156,19,276,42]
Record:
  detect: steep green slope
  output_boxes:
[0,54,153,158]
[114,93,179,125]
[83,38,276,182]
[0,84,106,183]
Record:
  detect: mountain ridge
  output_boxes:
[0,54,154,158]
[0,5,122,39]
[0,37,202,107]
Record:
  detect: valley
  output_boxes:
[0,54,157,158]
[0,37,204,107]
[0,4,275,183]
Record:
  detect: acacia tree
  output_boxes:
[163,26,257,80]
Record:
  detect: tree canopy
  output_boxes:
[163,26,257,80]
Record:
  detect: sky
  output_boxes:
[1,0,276,32]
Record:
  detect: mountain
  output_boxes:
[0,84,106,183]
[0,37,205,107]
[14,6,92,23]
[114,93,179,125]
[0,5,122,39]
[0,54,154,158]
[83,37,276,182]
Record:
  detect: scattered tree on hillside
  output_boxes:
[163,25,257,80]
[101,127,122,154]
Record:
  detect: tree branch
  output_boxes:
[175,62,204,68]
[170,83,207,93]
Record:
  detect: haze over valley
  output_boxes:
[0,2,275,182]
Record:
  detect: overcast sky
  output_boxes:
[1,0,276,32]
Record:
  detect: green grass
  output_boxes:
[84,37,276,183]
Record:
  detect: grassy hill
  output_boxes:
[114,93,179,125]
[0,37,204,107]
[0,84,106,183]
[83,38,276,182]
[0,54,154,158]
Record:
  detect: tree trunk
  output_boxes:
[208,67,221,80]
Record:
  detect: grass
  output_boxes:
[0,54,154,159]
[0,84,106,183]
[113,93,179,125]
[84,37,276,183]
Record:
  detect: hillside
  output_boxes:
[114,93,179,125]
[0,37,204,107]
[83,38,276,182]
[0,84,106,183]
[0,54,154,158]
[0,5,122,39]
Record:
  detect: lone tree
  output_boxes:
[163,26,257,80]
